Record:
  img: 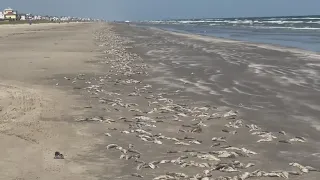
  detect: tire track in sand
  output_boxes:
[0,83,43,143]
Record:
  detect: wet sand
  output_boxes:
[0,22,319,180]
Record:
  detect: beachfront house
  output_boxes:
[0,12,4,20]
[20,14,26,21]
[3,7,18,20]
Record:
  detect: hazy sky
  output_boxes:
[1,0,319,20]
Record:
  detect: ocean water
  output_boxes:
[138,15,320,52]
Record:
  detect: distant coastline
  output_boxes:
[0,7,99,23]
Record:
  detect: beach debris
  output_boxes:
[136,163,146,170]
[54,151,64,159]
[245,163,255,169]
[279,140,291,144]
[251,170,289,179]
[211,143,221,147]
[246,124,261,131]
[225,120,243,129]
[253,131,277,142]
[189,140,202,144]
[223,110,237,118]
[211,151,239,158]
[197,154,220,161]
[175,141,190,146]
[222,129,237,134]
[75,116,108,123]
[289,136,306,143]
[279,131,286,135]
[153,175,174,180]
[121,130,130,134]
[239,172,251,180]
[212,137,227,142]
[224,147,257,156]
[131,173,144,178]
[107,144,118,149]
[90,27,320,180]
[154,138,163,144]
[166,172,188,178]
[289,162,317,173]
[220,166,239,173]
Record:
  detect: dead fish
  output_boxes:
[154,139,163,144]
[119,154,130,160]
[167,150,179,154]
[245,163,255,169]
[211,143,221,147]
[128,149,141,154]
[223,110,237,118]
[121,130,130,134]
[220,166,239,172]
[305,166,318,172]
[279,131,286,135]
[175,141,190,146]
[216,151,239,158]
[222,129,237,134]
[289,162,309,173]
[132,173,144,178]
[212,137,227,142]
[220,144,232,149]
[289,137,306,143]
[189,140,202,144]
[153,175,175,180]
[184,149,196,152]
[177,113,188,117]
[239,172,250,180]
[136,163,146,170]
[225,120,243,129]
[288,171,301,175]
[279,140,291,144]
[166,172,188,178]
[197,154,220,161]
[252,170,289,178]
[246,124,261,131]
[107,144,118,149]
[184,136,195,140]
[257,133,277,142]
[296,136,307,141]
[240,148,257,155]
[160,160,171,164]
[148,163,157,169]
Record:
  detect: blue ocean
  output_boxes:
[138,15,320,52]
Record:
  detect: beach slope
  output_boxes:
[0,22,320,180]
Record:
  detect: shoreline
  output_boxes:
[141,25,320,57]
[0,22,319,179]
[135,23,320,55]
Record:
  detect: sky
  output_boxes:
[0,0,319,21]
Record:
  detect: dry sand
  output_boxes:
[0,22,319,180]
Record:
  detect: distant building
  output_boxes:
[0,12,4,20]
[3,7,18,20]
[20,15,26,20]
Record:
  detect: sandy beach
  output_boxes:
[0,22,319,180]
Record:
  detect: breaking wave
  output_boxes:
[143,15,320,31]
